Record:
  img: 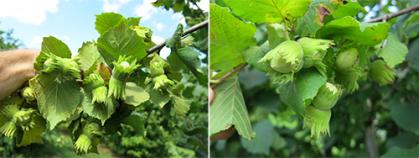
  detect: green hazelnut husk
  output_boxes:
[22,87,36,102]
[259,40,304,73]
[336,48,359,71]
[85,73,107,103]
[297,37,333,68]
[153,75,174,90]
[312,82,342,110]
[42,55,80,79]
[149,54,167,76]
[108,56,139,99]
[336,68,361,92]
[304,105,331,138]
[370,60,395,86]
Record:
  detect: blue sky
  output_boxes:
[0,0,208,55]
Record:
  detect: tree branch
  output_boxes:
[211,64,246,89]
[367,4,419,22]
[365,125,378,158]
[190,1,206,17]
[147,20,208,53]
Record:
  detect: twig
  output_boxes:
[365,125,378,158]
[147,20,208,53]
[182,20,208,36]
[211,64,246,89]
[190,1,206,17]
[367,4,419,22]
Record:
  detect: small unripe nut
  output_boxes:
[312,82,341,110]
[22,87,35,102]
[336,48,358,71]
[297,37,333,68]
[259,40,304,73]
[370,60,395,86]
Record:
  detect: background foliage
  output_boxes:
[0,27,19,50]
[210,0,419,157]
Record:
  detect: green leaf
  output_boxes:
[266,24,287,49]
[407,38,419,71]
[330,2,365,19]
[41,36,72,58]
[35,36,72,70]
[241,120,274,155]
[271,132,286,150]
[147,87,170,108]
[31,74,83,129]
[97,22,146,66]
[382,144,419,158]
[223,0,311,23]
[81,89,117,125]
[17,115,45,147]
[122,112,145,133]
[268,109,299,129]
[95,12,125,35]
[279,70,326,115]
[168,47,206,85]
[124,82,149,107]
[176,47,203,72]
[403,13,419,38]
[76,42,100,72]
[166,24,183,49]
[171,96,191,116]
[389,98,419,135]
[296,0,336,37]
[242,44,270,72]
[126,17,141,26]
[387,132,419,149]
[377,33,408,68]
[317,16,390,45]
[210,4,256,76]
[210,76,255,140]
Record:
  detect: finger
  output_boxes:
[209,88,215,104]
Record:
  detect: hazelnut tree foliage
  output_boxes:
[0,28,20,50]
[0,6,208,158]
[210,0,418,157]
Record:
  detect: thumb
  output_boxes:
[209,88,215,104]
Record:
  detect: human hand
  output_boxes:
[0,49,39,101]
